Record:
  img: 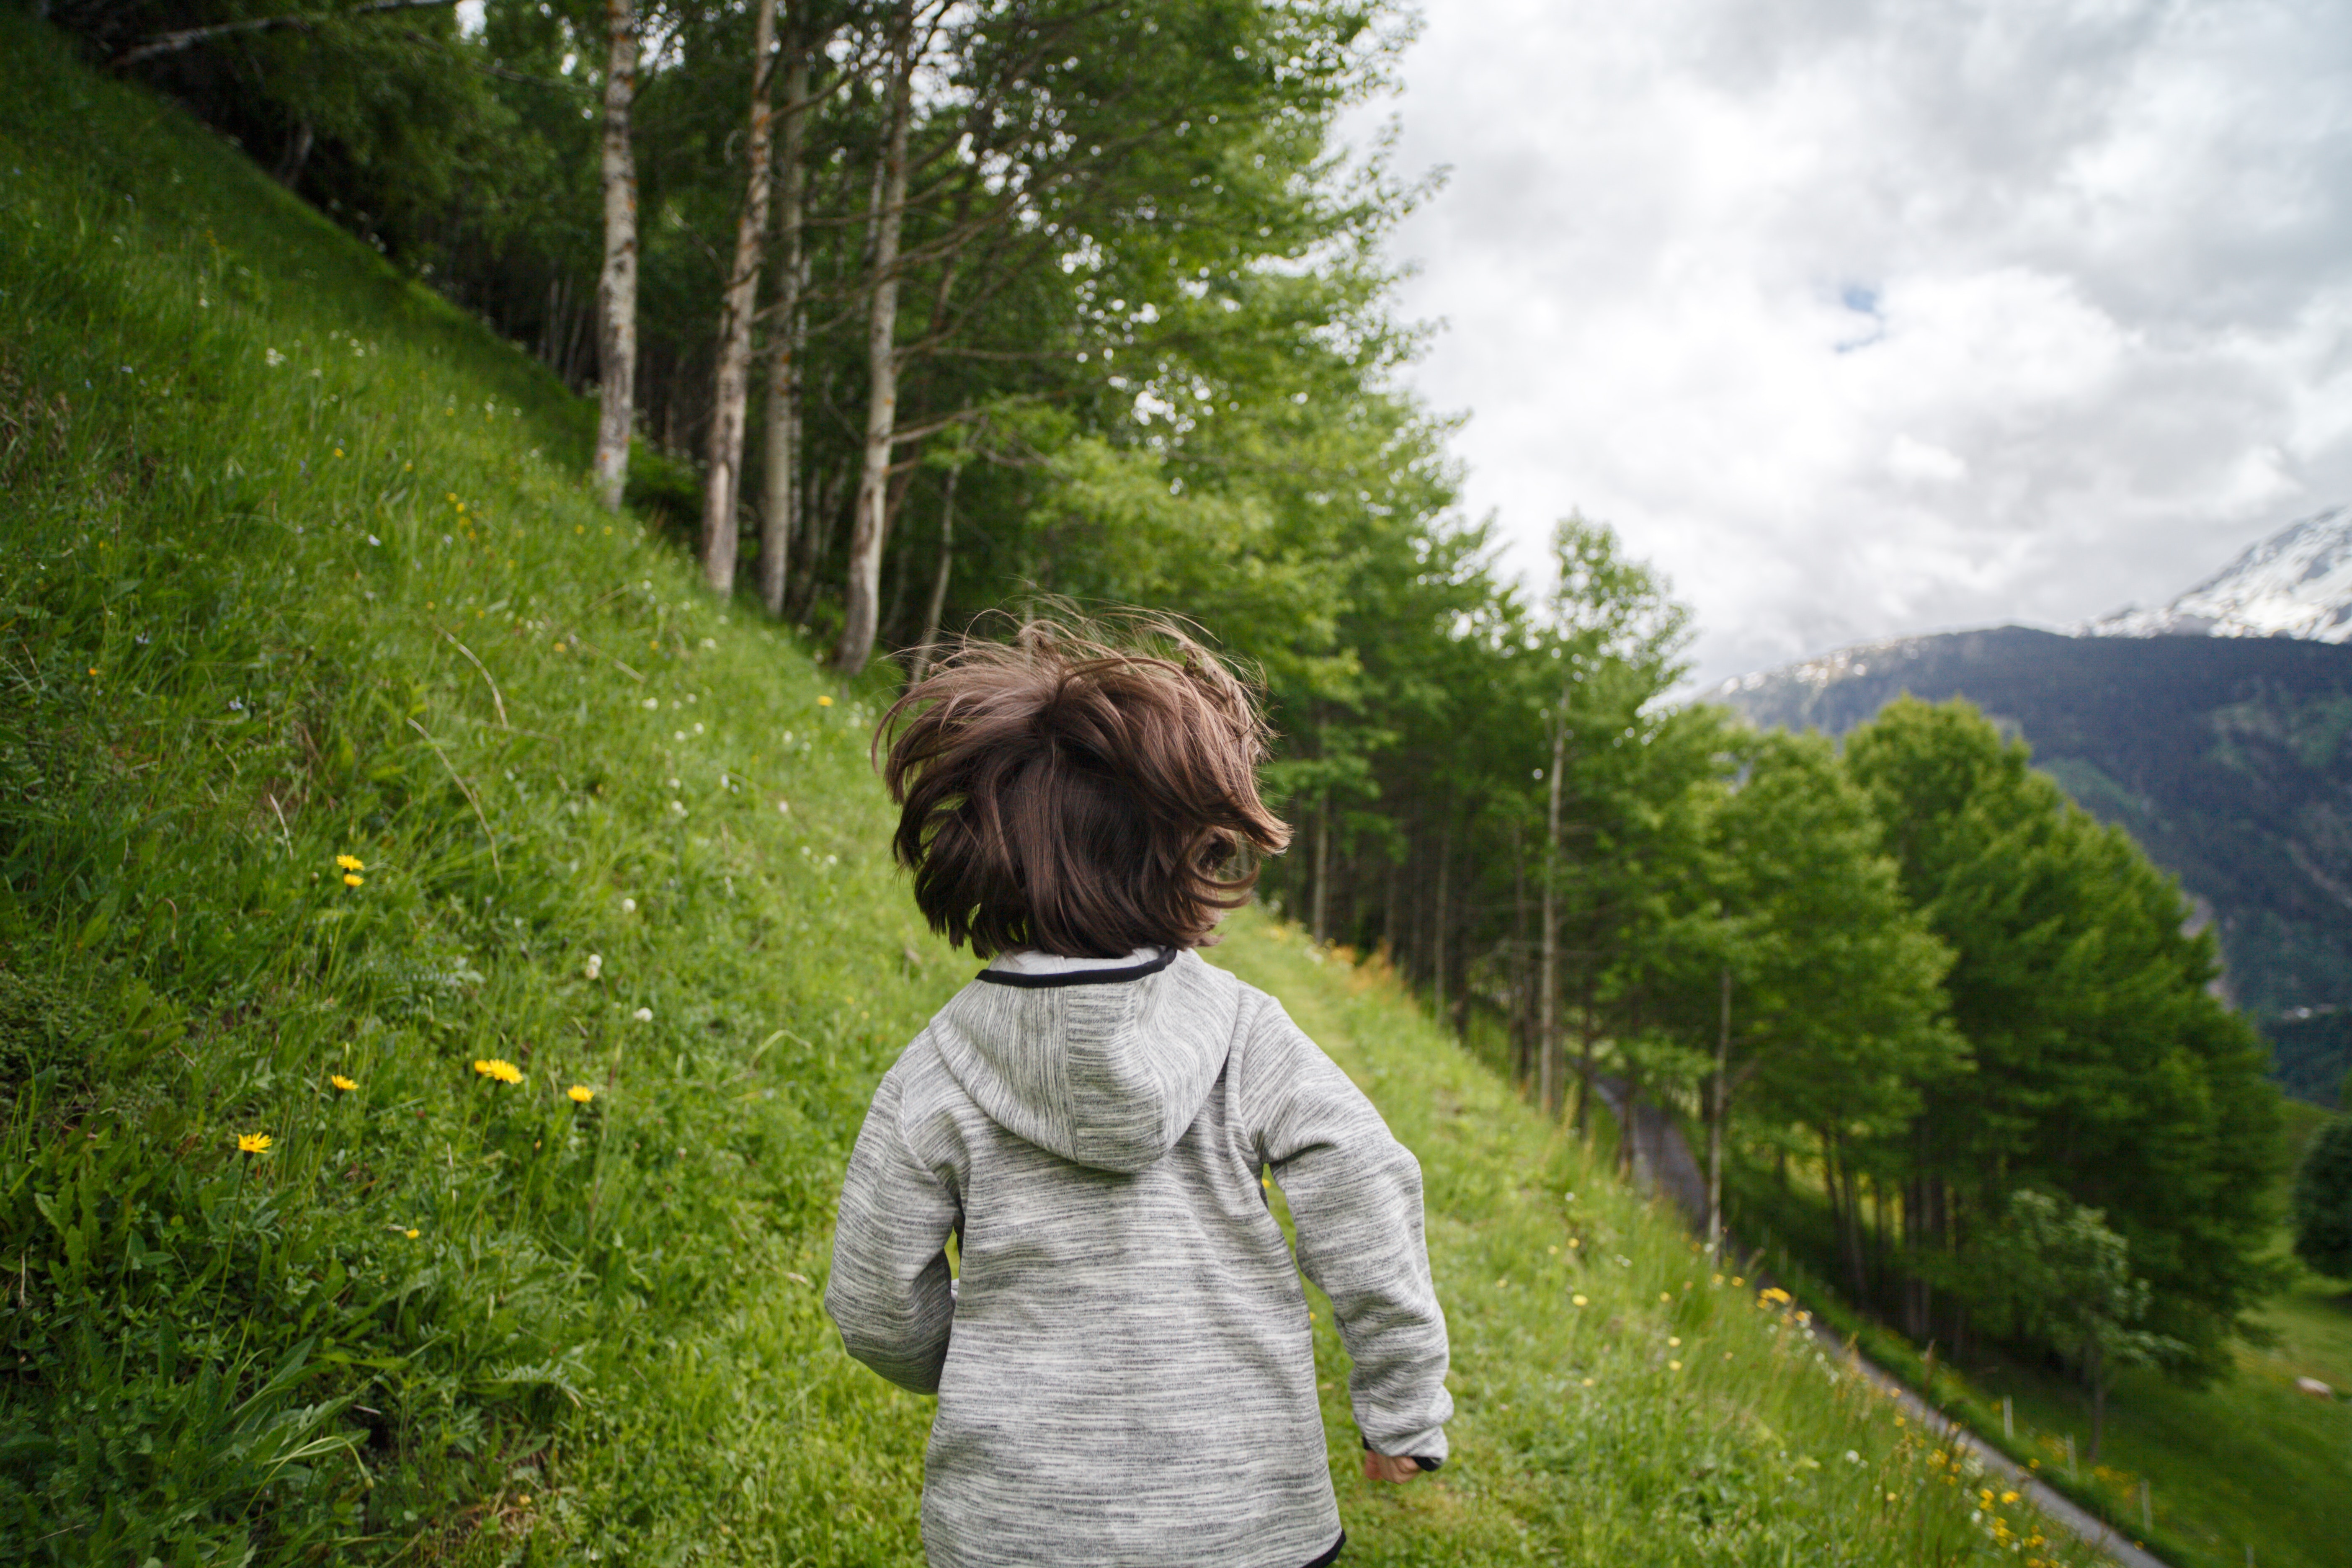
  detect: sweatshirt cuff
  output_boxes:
[1362,1429,1447,1471]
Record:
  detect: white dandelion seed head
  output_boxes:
[619,897,637,913]
[632,1007,652,1022]
[642,696,660,710]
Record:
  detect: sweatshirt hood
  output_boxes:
[928,948,1238,1173]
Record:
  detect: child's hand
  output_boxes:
[1362,1451,1424,1484]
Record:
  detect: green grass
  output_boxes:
[0,10,2119,1563]
[1731,1154,2352,1568]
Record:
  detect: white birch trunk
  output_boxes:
[592,0,640,512]
[757,36,810,618]
[700,0,780,596]
[830,0,914,673]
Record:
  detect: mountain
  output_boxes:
[1710,627,2352,1105]
[2082,505,2352,642]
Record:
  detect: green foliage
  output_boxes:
[1843,698,2286,1380]
[2290,1117,2352,1279]
[1985,1190,2180,1458]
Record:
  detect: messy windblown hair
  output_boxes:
[877,616,1293,959]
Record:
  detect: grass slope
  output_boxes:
[1730,1141,2352,1568]
[0,13,2110,1564]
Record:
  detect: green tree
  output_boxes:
[1989,1189,2180,1461]
[1844,697,2285,1377]
[2292,1117,2352,1280]
[1694,730,1957,1268]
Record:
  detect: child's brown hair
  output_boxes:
[877,617,1292,958]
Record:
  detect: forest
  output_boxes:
[3,0,2334,1560]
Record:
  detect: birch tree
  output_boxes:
[593,0,641,510]
[699,0,780,594]
[829,0,914,673]
[756,23,815,617]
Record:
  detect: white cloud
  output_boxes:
[1348,0,2352,683]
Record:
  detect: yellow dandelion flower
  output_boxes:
[473,1057,523,1085]
[330,1074,358,1092]
[236,1132,273,1153]
[336,854,364,871]
[2001,1491,2019,1505]
[568,1085,596,1104]
[1571,1293,1589,1307]
[406,1228,420,1238]
[818,695,834,707]
[343,872,364,887]
[1668,1359,1682,1371]
[88,666,99,677]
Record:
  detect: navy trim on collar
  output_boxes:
[975,947,1178,988]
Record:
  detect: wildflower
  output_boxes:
[818,695,834,707]
[1566,1237,1580,1248]
[1667,1336,1681,1347]
[1759,1286,1792,1307]
[568,1085,596,1104]
[2001,1491,2019,1505]
[334,448,344,458]
[642,696,660,711]
[473,1057,524,1085]
[1571,1294,1589,1307]
[236,1132,273,1153]
[1845,1450,1862,1464]
[583,953,603,981]
[330,1074,358,1092]
[1659,1291,1671,1303]
[265,348,284,367]
[337,854,365,871]
[632,1007,653,1022]
[620,897,637,913]
[343,873,364,887]
[406,1228,420,1238]
[1669,1360,1682,1371]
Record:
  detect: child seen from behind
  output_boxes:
[825,620,1452,1568]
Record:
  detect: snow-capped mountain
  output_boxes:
[2082,505,2352,642]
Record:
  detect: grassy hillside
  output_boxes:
[1,12,2112,1564]
[1729,1132,2352,1568]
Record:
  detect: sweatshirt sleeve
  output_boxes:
[1246,1000,1452,1465]
[824,1063,961,1395]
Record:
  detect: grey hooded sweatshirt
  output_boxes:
[824,946,1452,1568]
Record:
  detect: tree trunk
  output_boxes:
[700,0,780,596]
[758,34,811,617]
[1431,820,1451,1026]
[1575,971,1597,1141]
[1510,825,1529,1088]
[593,0,640,511]
[831,0,915,673]
[1708,967,1729,1259]
[1311,793,1331,943]
[1539,710,1565,1115]
[905,466,959,683]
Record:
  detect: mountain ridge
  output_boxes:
[2080,505,2352,643]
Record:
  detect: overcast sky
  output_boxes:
[1343,0,2352,686]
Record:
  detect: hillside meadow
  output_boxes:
[0,11,2113,1564]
